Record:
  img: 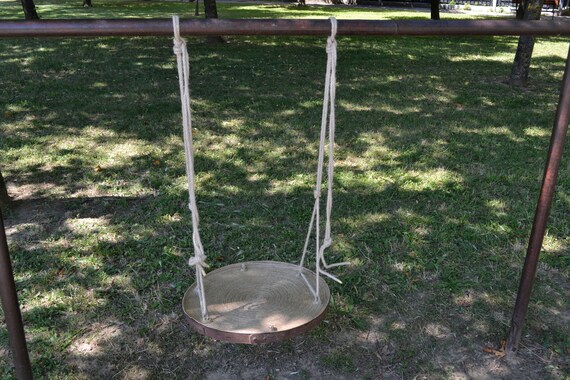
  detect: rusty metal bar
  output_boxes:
[506,45,570,355]
[1,19,570,38]
[0,208,33,380]
[0,170,10,207]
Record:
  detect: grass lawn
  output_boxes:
[1,0,569,379]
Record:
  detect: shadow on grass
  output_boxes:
[1,31,569,379]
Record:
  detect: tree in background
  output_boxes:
[20,0,39,19]
[83,0,93,7]
[431,0,441,20]
[203,0,224,43]
[510,0,545,86]
[204,0,219,19]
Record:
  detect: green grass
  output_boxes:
[1,0,569,379]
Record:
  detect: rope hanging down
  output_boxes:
[173,16,346,322]
[299,17,349,303]
[173,15,209,321]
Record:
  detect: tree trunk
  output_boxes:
[20,0,39,20]
[203,0,224,44]
[204,0,218,20]
[516,0,526,18]
[83,0,93,7]
[509,0,544,86]
[431,0,441,20]
[195,0,200,16]
[0,170,10,209]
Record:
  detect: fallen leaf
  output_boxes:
[483,339,507,358]
[94,165,102,172]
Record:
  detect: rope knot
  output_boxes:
[188,253,209,275]
[173,38,186,55]
[326,39,336,54]
[172,15,187,56]
[326,18,337,55]
[188,254,207,267]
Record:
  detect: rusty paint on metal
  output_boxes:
[0,208,33,379]
[506,44,570,355]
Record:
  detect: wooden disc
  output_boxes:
[182,261,330,344]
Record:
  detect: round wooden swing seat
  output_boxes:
[182,261,330,344]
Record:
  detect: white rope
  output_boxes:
[172,15,209,321]
[299,17,349,303]
[173,15,345,312]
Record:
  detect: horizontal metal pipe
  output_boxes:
[1,19,570,38]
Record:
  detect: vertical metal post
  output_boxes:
[0,169,10,207]
[0,207,33,379]
[506,45,570,354]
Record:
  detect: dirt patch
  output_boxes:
[59,310,567,379]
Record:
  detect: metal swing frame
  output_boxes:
[1,18,570,379]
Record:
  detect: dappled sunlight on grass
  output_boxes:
[1,1,569,379]
[396,168,464,192]
[524,125,552,137]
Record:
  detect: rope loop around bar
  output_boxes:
[326,17,337,54]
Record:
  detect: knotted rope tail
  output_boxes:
[173,15,209,321]
[299,17,349,304]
